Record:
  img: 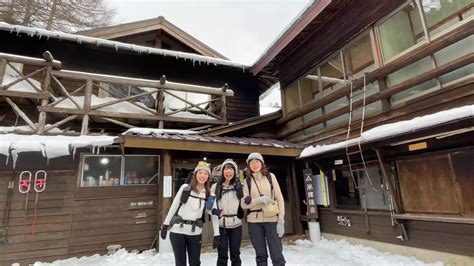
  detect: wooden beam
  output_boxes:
[289,159,304,234]
[44,115,78,132]
[100,117,135,129]
[52,70,234,96]
[0,52,62,69]
[4,97,36,130]
[392,213,474,224]
[164,90,221,120]
[51,75,82,109]
[0,90,48,99]
[375,149,403,213]
[276,19,474,126]
[1,64,45,92]
[122,136,302,157]
[0,59,6,85]
[91,89,158,110]
[38,106,226,125]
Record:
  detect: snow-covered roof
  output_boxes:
[0,22,248,69]
[123,128,198,135]
[0,134,116,168]
[300,104,474,158]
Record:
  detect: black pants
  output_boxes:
[217,225,242,266]
[248,222,285,266]
[170,232,202,266]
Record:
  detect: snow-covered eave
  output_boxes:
[0,22,249,70]
[0,134,118,168]
[299,105,474,159]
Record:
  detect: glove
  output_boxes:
[213,235,221,249]
[244,195,252,204]
[160,224,169,240]
[211,208,223,217]
[257,195,270,205]
[277,219,285,238]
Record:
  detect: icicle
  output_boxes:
[193,59,195,67]
[12,151,18,169]
[114,43,118,52]
[5,154,9,165]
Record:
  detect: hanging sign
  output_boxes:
[303,168,318,219]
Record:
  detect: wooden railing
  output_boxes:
[0,52,233,135]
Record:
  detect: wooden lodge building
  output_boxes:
[251,0,473,264]
[0,0,473,264]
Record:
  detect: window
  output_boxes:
[283,81,300,113]
[320,55,345,95]
[333,169,360,208]
[356,166,390,210]
[343,33,375,76]
[422,0,473,37]
[378,1,425,61]
[433,35,474,84]
[80,155,159,187]
[389,57,438,103]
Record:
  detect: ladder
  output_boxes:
[345,74,382,193]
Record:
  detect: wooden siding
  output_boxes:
[0,170,75,266]
[318,209,474,256]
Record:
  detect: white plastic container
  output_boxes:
[158,230,173,254]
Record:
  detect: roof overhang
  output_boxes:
[251,0,332,75]
[120,135,302,157]
[299,117,474,161]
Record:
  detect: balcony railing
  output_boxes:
[0,52,233,135]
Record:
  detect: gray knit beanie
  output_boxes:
[194,161,211,176]
[246,152,264,164]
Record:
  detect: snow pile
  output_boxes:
[31,238,443,266]
[0,22,248,70]
[300,104,474,158]
[0,134,116,167]
[54,95,155,114]
[123,128,198,135]
[260,83,281,115]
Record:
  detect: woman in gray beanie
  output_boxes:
[210,158,244,266]
[161,161,220,266]
[241,152,286,266]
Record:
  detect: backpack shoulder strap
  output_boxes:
[266,172,274,199]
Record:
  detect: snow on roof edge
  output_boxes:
[0,22,249,69]
[0,134,117,168]
[123,128,198,135]
[299,104,474,159]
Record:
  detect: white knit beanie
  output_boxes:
[194,161,211,176]
[246,152,264,164]
[221,158,238,176]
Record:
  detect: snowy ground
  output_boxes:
[30,238,443,266]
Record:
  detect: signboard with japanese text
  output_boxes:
[303,168,318,219]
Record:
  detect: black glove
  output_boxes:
[244,195,252,204]
[235,181,244,199]
[213,235,221,249]
[160,224,169,240]
[211,208,223,217]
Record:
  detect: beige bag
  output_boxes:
[261,199,279,217]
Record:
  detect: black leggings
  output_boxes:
[217,225,242,266]
[170,232,202,266]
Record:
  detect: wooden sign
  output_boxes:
[408,142,427,151]
[303,168,318,219]
[336,215,352,227]
[129,198,155,210]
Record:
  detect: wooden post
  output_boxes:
[158,76,166,129]
[81,79,93,135]
[377,77,391,112]
[37,65,52,134]
[160,150,172,231]
[221,83,228,123]
[289,159,304,234]
[375,149,403,213]
[0,59,6,85]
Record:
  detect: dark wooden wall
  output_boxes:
[0,151,160,265]
[318,209,474,256]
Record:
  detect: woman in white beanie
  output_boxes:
[210,158,244,266]
[161,161,220,266]
[241,152,286,266]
